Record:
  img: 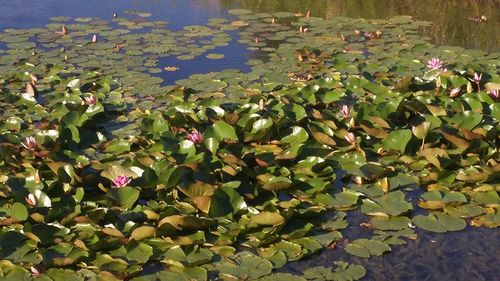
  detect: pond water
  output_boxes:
[2,0,499,51]
[1,0,498,86]
[281,215,500,281]
[0,0,498,280]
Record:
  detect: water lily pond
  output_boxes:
[0,1,498,280]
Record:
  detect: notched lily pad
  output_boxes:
[413,212,466,233]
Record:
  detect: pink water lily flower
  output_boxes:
[345,132,356,145]
[341,105,350,118]
[426,58,444,70]
[471,72,483,91]
[92,34,97,43]
[22,136,38,151]
[112,175,131,188]
[449,87,461,98]
[187,130,203,144]
[489,89,499,98]
[473,72,482,83]
[84,95,97,105]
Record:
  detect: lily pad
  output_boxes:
[413,213,466,233]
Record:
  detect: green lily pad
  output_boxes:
[206,53,225,59]
[251,212,285,226]
[344,239,391,258]
[205,121,238,142]
[360,191,413,216]
[382,129,412,153]
[413,212,466,233]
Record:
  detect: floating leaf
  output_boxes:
[9,203,29,221]
[282,126,309,144]
[130,226,156,241]
[413,213,466,233]
[382,129,412,153]
[360,191,413,216]
[412,122,431,139]
[370,216,412,230]
[107,186,140,209]
[251,212,285,226]
[206,121,238,141]
[206,53,225,59]
[344,239,391,257]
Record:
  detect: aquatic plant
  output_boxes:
[0,9,497,281]
[489,89,499,98]
[21,136,38,151]
[426,57,445,70]
[187,130,203,144]
[111,175,132,188]
[84,94,97,105]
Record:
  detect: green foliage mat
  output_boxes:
[0,9,498,281]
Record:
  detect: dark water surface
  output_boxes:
[0,0,499,280]
[281,213,500,281]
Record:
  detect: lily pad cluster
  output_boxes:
[0,9,499,281]
[0,13,231,109]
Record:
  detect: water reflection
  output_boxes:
[223,0,500,51]
[1,0,498,51]
[0,0,226,30]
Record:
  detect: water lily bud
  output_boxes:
[84,94,97,105]
[30,73,38,85]
[26,193,37,206]
[306,10,311,17]
[92,34,97,43]
[30,266,41,276]
[488,89,498,98]
[22,136,38,151]
[25,82,38,97]
[353,176,363,185]
[259,99,265,110]
[344,132,356,145]
[340,105,350,118]
[34,170,41,183]
[473,72,482,84]
[449,87,461,98]
[111,175,131,188]
[187,130,203,144]
[271,18,276,24]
